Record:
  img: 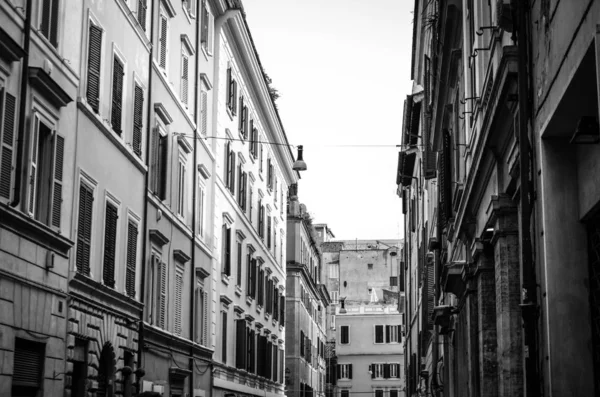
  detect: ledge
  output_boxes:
[234,305,245,316]
[0,27,25,62]
[198,164,211,179]
[0,204,73,257]
[441,261,467,297]
[173,249,191,263]
[177,135,193,154]
[70,272,144,315]
[29,67,73,107]
[195,267,210,279]
[149,229,170,246]
[220,294,233,307]
[154,102,173,125]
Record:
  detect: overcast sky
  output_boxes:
[244,0,414,240]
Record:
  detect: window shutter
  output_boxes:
[232,80,238,115]
[40,0,52,40]
[111,57,124,133]
[348,364,353,379]
[0,92,17,199]
[49,0,59,46]
[76,184,93,275]
[175,270,183,335]
[224,141,231,185]
[280,294,285,323]
[300,330,305,356]
[375,325,383,343]
[126,221,138,297]
[235,320,247,369]
[181,54,189,105]
[150,128,159,193]
[159,261,167,328]
[370,364,375,379]
[201,2,209,46]
[202,290,208,345]
[51,134,64,228]
[102,203,118,288]
[336,364,340,379]
[385,325,391,343]
[423,118,437,179]
[384,363,391,379]
[12,339,44,387]
[439,129,453,226]
[137,0,147,30]
[159,16,168,69]
[28,122,39,216]
[225,227,231,275]
[86,24,102,113]
[133,85,143,156]
[239,96,244,133]
[230,150,236,194]
[201,90,208,135]
[227,68,234,109]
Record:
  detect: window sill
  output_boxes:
[246,296,254,306]
[235,285,242,296]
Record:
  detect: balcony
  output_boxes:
[441,261,467,297]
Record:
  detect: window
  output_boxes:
[258,200,265,239]
[174,265,184,335]
[222,224,232,276]
[158,12,168,71]
[102,201,119,288]
[390,390,399,397]
[226,67,237,115]
[386,325,401,343]
[150,125,168,199]
[0,90,17,200]
[267,214,272,248]
[249,121,258,158]
[148,253,167,328]
[389,363,400,378]
[340,325,349,344]
[368,263,373,270]
[200,1,214,54]
[200,88,208,135]
[341,390,349,397]
[237,163,247,210]
[195,281,208,345]
[248,185,254,222]
[183,0,196,17]
[40,0,59,47]
[330,291,339,304]
[28,115,65,228]
[137,0,147,30]
[246,248,256,298]
[338,364,352,380]
[236,240,243,287]
[180,50,189,106]
[224,141,236,194]
[177,155,186,217]
[374,325,384,344]
[12,338,44,396]
[197,177,206,237]
[132,84,144,157]
[111,55,125,134]
[375,390,384,397]
[371,363,384,379]
[86,21,103,113]
[76,182,94,275]
[221,311,228,363]
[300,330,305,357]
[125,219,138,298]
[235,319,247,369]
[390,276,398,287]
[259,144,264,174]
[239,97,248,138]
[267,158,273,190]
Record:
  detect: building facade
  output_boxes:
[399,1,600,396]
[285,192,330,397]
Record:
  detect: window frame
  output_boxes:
[158,8,169,74]
[85,13,105,114]
[100,192,121,289]
[109,45,127,135]
[75,171,98,276]
[131,76,145,157]
[125,211,141,298]
[176,149,187,218]
[340,325,350,345]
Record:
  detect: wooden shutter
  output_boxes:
[102,203,118,288]
[76,184,93,275]
[51,134,64,228]
[226,67,233,109]
[159,15,168,69]
[239,96,245,133]
[336,364,340,379]
[111,57,124,133]
[202,290,208,345]
[133,84,143,156]
[225,226,231,275]
[181,54,189,105]
[40,0,52,41]
[28,120,39,215]
[159,261,167,328]
[40,0,58,46]
[348,364,352,379]
[375,325,383,343]
[201,90,208,135]
[221,312,227,361]
[126,221,138,297]
[440,129,452,226]
[175,269,183,335]
[12,339,44,387]
[0,92,16,199]
[280,294,285,323]
[86,24,102,113]
[385,325,391,343]
[158,134,168,199]
[137,0,147,30]
[201,2,209,45]
[384,363,391,379]
[230,150,236,194]
[235,320,247,369]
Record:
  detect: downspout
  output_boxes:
[11,0,33,208]
[515,0,541,396]
[189,0,201,394]
[431,184,442,397]
[137,0,157,390]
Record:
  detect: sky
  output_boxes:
[244,0,415,240]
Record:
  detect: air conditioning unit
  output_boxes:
[496,0,513,32]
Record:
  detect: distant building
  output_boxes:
[286,188,330,397]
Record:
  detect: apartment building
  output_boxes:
[0,0,77,395]
[286,192,330,397]
[209,3,299,397]
[399,1,600,396]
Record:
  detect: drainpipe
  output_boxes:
[189,0,202,394]
[137,0,157,391]
[515,0,541,396]
[11,0,33,208]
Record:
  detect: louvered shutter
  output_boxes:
[76,184,93,275]
[126,221,138,297]
[181,54,189,105]
[423,114,437,179]
[51,134,64,228]
[427,258,435,328]
[102,203,118,288]
[280,294,285,323]
[0,92,16,199]
[159,261,167,328]
[133,85,143,156]
[384,363,391,379]
[230,150,236,194]
[28,121,39,215]
[385,325,391,343]
[13,339,44,387]
[225,227,231,276]
[375,325,383,343]
[159,16,168,69]
[86,24,102,113]
[150,127,159,193]
[201,90,208,135]
[232,80,238,115]
[137,0,147,30]
[439,129,452,226]
[175,269,183,335]
[201,2,209,45]
[202,290,208,345]
[348,364,353,379]
[239,96,244,133]
[236,320,246,369]
[370,364,375,379]
[111,57,124,133]
[49,0,59,46]
[227,68,234,109]
[224,141,230,185]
